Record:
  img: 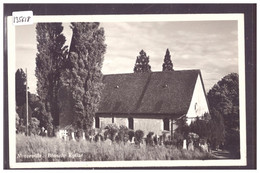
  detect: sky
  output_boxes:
[15,20,238,94]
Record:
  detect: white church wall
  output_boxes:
[134,118,163,136]
[96,116,180,137]
[114,117,128,127]
[186,74,209,125]
[100,117,113,129]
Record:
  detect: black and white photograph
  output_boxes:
[4,4,256,169]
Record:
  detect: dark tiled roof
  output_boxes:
[97,70,201,116]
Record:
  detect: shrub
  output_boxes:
[29,117,40,135]
[134,130,144,145]
[146,132,154,146]
[128,130,135,142]
[171,131,184,148]
[75,129,85,140]
[16,118,26,134]
[116,125,129,144]
[94,133,104,142]
[189,117,209,140]
[225,129,240,159]
[104,124,118,141]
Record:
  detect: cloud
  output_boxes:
[15,21,238,93]
[101,21,239,91]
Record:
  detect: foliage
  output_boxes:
[225,129,240,158]
[15,69,27,107]
[170,117,190,147]
[35,23,68,128]
[207,109,225,149]
[29,117,40,135]
[94,133,104,142]
[187,132,199,142]
[207,73,239,153]
[128,130,135,142]
[16,90,51,135]
[15,68,31,134]
[133,50,151,73]
[175,116,190,139]
[104,124,118,141]
[16,111,26,134]
[16,134,215,162]
[134,129,144,145]
[32,101,53,136]
[16,104,32,127]
[189,117,209,140]
[207,73,239,128]
[172,111,224,150]
[60,22,106,131]
[28,93,52,132]
[146,132,154,146]
[185,112,225,150]
[162,49,174,71]
[171,131,184,148]
[116,125,129,143]
[28,93,42,111]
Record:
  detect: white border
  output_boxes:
[8,14,246,168]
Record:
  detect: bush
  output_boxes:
[128,130,135,142]
[116,125,129,144]
[94,133,104,142]
[225,129,240,159]
[171,131,184,148]
[16,117,26,134]
[29,117,40,135]
[146,132,154,146]
[104,124,118,141]
[134,130,144,145]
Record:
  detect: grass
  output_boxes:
[16,134,215,162]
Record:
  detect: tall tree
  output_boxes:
[207,73,239,157]
[207,108,225,149]
[134,50,151,73]
[32,100,53,135]
[162,49,174,71]
[207,73,239,130]
[15,69,26,106]
[28,93,53,133]
[60,22,106,131]
[35,23,68,129]
[15,68,32,133]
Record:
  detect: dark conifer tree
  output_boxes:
[162,49,173,71]
[60,22,106,131]
[15,69,26,107]
[35,23,68,130]
[134,50,151,73]
[15,69,34,133]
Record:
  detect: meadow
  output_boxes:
[16,134,215,162]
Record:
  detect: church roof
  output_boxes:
[97,70,204,117]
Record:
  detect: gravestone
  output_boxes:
[183,139,187,150]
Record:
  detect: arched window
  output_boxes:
[95,117,100,128]
[128,118,134,130]
[163,118,170,131]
